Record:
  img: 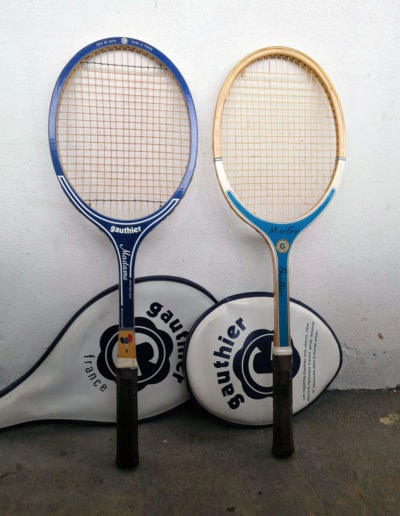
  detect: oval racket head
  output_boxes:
[49,37,197,222]
[213,46,345,224]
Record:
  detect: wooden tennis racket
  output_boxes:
[213,47,345,457]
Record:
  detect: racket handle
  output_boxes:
[116,367,139,469]
[272,352,294,458]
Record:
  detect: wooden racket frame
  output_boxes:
[214,46,345,162]
[213,46,346,458]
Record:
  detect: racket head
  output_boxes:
[213,46,345,226]
[49,37,197,224]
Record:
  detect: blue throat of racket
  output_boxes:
[213,47,345,458]
[48,37,197,468]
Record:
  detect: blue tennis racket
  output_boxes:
[49,37,197,468]
[213,47,345,458]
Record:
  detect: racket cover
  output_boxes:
[0,277,216,429]
[185,293,342,426]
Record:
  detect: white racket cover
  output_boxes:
[0,277,216,429]
[185,293,342,426]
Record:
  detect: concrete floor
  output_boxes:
[0,390,399,515]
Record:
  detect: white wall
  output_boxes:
[1,0,399,390]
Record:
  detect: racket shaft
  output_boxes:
[116,367,139,468]
[272,353,294,458]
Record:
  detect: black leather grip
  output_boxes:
[272,353,295,458]
[116,367,139,469]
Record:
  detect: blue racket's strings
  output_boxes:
[220,55,337,223]
[56,46,191,221]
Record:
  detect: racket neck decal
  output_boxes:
[225,188,336,246]
[226,188,337,351]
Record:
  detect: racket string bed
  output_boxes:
[220,56,338,223]
[56,47,191,221]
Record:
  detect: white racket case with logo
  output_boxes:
[0,277,216,428]
[185,293,342,426]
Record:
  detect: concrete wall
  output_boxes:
[1,0,399,389]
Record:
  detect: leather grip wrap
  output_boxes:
[272,353,295,458]
[116,367,139,469]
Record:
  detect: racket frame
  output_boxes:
[49,37,197,468]
[213,46,345,458]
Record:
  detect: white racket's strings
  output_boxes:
[56,46,191,220]
[220,56,338,223]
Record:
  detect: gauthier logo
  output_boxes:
[82,300,188,392]
[212,317,300,410]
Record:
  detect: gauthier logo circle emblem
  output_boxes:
[233,328,301,399]
[276,239,290,253]
[97,317,173,391]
